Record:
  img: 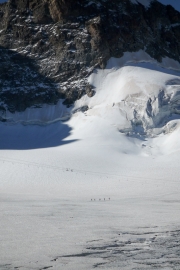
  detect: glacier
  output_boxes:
[1,50,180,269]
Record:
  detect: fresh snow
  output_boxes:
[1,50,180,269]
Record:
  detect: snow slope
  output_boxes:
[74,51,180,139]
[5,51,180,140]
[1,50,180,269]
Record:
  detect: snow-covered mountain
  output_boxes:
[0,0,180,117]
[0,0,180,141]
[1,49,180,269]
[1,1,180,269]
[4,50,180,139]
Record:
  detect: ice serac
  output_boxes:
[0,0,180,120]
[72,51,180,137]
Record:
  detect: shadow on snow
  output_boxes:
[0,121,78,150]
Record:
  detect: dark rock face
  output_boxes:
[0,0,180,114]
[0,46,64,115]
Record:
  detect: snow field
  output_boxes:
[1,50,180,269]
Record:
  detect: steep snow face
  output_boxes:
[4,100,71,124]
[4,51,180,139]
[3,51,180,136]
[74,51,180,138]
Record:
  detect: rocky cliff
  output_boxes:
[0,0,180,119]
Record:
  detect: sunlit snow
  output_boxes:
[1,50,180,269]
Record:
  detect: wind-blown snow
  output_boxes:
[1,50,180,269]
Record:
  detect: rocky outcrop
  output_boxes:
[0,0,180,116]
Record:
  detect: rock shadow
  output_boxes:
[0,121,78,150]
[0,46,78,150]
[0,45,65,114]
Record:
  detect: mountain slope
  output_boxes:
[0,0,180,114]
[1,51,180,268]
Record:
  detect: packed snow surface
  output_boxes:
[1,50,180,269]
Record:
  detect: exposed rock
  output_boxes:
[86,84,95,98]
[73,105,89,114]
[0,0,180,114]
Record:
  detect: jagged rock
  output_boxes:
[73,105,89,114]
[0,0,180,115]
[85,84,95,98]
